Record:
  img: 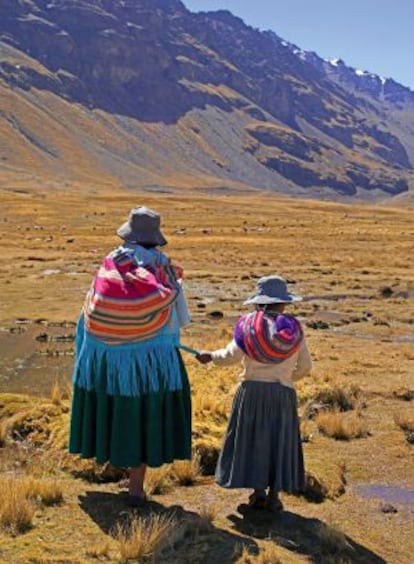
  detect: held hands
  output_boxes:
[196,351,213,365]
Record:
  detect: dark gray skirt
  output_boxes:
[215,380,304,492]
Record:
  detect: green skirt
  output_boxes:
[69,347,191,468]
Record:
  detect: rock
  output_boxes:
[380,286,394,298]
[207,310,224,319]
[380,503,398,514]
[406,432,414,445]
[306,320,330,330]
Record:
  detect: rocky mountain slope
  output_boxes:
[1,0,414,199]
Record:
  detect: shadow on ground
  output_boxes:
[229,504,387,563]
[79,490,258,563]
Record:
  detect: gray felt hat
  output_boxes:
[244,275,302,305]
[117,206,167,246]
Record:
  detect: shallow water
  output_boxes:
[332,328,414,343]
[354,484,414,506]
[0,324,75,397]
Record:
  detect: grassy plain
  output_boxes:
[0,183,413,563]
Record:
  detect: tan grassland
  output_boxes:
[0,183,413,563]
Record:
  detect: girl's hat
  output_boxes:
[244,275,302,305]
[117,206,167,246]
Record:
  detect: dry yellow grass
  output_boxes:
[172,454,202,486]
[0,476,63,534]
[236,544,284,564]
[394,412,414,433]
[0,185,413,562]
[50,379,63,406]
[114,512,177,562]
[315,411,370,440]
[24,477,64,506]
[0,481,35,534]
[144,465,173,496]
[0,421,7,447]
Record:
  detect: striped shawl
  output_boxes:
[234,311,304,364]
[83,248,179,345]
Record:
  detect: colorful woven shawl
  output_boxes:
[234,311,304,364]
[83,247,179,345]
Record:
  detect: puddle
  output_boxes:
[354,484,414,506]
[312,310,344,323]
[332,328,414,343]
[0,325,74,397]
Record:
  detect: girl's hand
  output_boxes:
[196,351,213,365]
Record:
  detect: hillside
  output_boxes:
[1,0,414,199]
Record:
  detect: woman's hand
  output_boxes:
[196,351,213,365]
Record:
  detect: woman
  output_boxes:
[197,275,312,512]
[69,206,191,506]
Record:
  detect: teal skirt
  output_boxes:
[69,333,191,468]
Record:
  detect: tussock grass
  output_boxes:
[394,412,414,433]
[172,454,202,486]
[300,419,314,443]
[0,480,35,534]
[0,476,62,534]
[0,421,8,447]
[145,465,172,495]
[302,471,329,503]
[67,459,125,483]
[86,542,111,559]
[114,512,177,562]
[193,438,221,476]
[301,379,362,418]
[50,380,63,405]
[199,502,218,527]
[236,543,284,563]
[392,387,414,401]
[193,392,229,421]
[24,477,63,506]
[302,462,347,502]
[315,411,369,440]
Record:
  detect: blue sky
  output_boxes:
[183,1,414,90]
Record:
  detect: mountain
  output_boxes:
[1,0,414,199]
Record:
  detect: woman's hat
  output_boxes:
[117,206,167,246]
[243,275,302,305]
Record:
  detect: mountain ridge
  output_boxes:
[1,0,414,200]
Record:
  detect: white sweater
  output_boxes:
[211,338,312,389]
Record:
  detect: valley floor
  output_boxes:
[0,185,413,562]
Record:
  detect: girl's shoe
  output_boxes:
[266,493,283,513]
[248,491,267,509]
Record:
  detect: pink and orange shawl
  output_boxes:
[83,248,179,345]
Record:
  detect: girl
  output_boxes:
[197,275,312,512]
